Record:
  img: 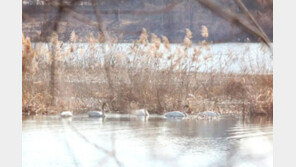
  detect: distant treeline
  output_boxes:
[22,0,273,43]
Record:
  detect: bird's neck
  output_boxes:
[102,104,105,115]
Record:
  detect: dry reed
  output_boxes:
[22,27,273,116]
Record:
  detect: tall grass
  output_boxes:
[22,27,273,116]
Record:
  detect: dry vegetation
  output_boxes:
[22,27,273,116]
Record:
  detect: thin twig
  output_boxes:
[233,0,271,44]
[91,0,107,42]
[195,0,271,48]
[68,123,124,167]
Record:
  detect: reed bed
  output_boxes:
[22,27,273,116]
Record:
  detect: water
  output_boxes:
[22,115,273,167]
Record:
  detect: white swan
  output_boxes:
[197,111,221,119]
[60,111,73,117]
[131,109,149,117]
[88,103,106,118]
[164,111,187,118]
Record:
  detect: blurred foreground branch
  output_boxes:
[196,0,272,49]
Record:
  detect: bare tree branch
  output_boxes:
[196,0,272,48]
[91,0,107,42]
[233,0,271,44]
[40,0,82,41]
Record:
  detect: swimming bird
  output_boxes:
[88,103,106,118]
[164,111,187,118]
[131,109,149,117]
[164,104,190,119]
[60,111,73,117]
[197,111,221,119]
